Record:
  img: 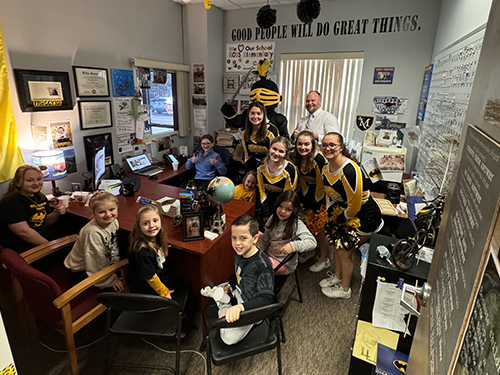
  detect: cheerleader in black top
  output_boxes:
[291,130,329,267]
[319,132,383,299]
[241,101,278,172]
[257,136,298,227]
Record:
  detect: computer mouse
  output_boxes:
[149,175,158,180]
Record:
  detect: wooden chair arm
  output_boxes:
[22,234,78,265]
[53,259,129,309]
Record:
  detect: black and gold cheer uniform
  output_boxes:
[298,151,327,213]
[241,123,279,171]
[322,159,382,233]
[257,160,298,221]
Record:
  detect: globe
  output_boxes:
[208,177,235,205]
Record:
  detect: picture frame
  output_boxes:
[72,66,110,97]
[182,212,204,241]
[223,74,239,93]
[78,100,113,130]
[14,69,74,112]
[377,130,397,147]
[83,133,114,171]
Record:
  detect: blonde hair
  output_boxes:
[242,170,257,185]
[128,204,169,257]
[88,192,119,213]
[1,165,44,201]
[264,136,291,165]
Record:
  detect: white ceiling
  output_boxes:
[172,0,298,11]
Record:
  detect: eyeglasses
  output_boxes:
[201,142,212,145]
[321,142,340,149]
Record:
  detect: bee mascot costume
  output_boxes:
[220,59,289,139]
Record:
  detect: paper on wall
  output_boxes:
[194,109,207,129]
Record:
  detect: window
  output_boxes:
[280,53,364,139]
[132,58,190,137]
[141,71,178,135]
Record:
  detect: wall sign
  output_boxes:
[373,67,394,84]
[225,42,275,72]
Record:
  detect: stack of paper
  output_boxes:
[98,179,122,196]
[215,128,242,146]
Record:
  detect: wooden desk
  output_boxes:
[67,166,254,309]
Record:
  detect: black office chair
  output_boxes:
[213,144,239,183]
[273,252,302,342]
[97,293,185,375]
[203,302,285,375]
[273,252,303,305]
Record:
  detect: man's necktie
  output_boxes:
[306,115,312,129]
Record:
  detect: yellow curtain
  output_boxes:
[0,21,24,182]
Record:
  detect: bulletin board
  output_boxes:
[415,28,485,199]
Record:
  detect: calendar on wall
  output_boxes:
[415,29,485,199]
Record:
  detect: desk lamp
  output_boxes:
[32,150,67,197]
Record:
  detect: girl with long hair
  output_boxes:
[241,101,278,171]
[319,132,383,299]
[257,190,316,275]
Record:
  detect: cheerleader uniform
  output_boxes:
[241,123,278,171]
[298,151,327,214]
[257,160,298,222]
[322,159,382,234]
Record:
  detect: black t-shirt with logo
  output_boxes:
[0,193,53,252]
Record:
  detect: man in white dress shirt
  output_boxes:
[292,91,340,143]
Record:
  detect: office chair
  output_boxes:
[273,252,302,342]
[97,292,185,375]
[1,240,129,375]
[203,302,285,375]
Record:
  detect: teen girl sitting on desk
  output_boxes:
[0,165,66,253]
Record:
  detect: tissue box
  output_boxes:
[73,191,90,203]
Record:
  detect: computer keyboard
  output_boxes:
[122,176,141,192]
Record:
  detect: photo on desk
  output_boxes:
[182,212,204,241]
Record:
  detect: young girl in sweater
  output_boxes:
[64,192,123,291]
[127,204,190,309]
[257,190,317,275]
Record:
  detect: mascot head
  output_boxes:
[249,59,281,110]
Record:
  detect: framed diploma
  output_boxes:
[78,100,113,130]
[13,69,73,112]
[72,66,110,97]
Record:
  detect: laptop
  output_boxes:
[125,154,163,176]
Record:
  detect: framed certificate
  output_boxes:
[78,100,112,130]
[72,66,110,97]
[14,69,74,112]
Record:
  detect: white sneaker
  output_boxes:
[321,285,351,299]
[319,271,341,288]
[308,258,331,273]
[298,251,315,264]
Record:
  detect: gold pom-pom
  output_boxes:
[305,206,327,236]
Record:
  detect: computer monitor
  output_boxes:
[93,147,106,191]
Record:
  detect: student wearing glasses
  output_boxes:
[318,132,383,299]
[186,134,227,191]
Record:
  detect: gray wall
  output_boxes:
[223,0,442,143]
[0,0,185,195]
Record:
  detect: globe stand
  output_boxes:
[210,204,226,234]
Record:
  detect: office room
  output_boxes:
[1,0,500,374]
